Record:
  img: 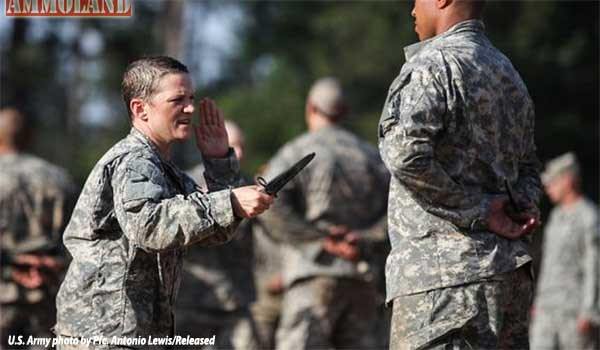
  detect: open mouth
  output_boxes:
[176,119,191,126]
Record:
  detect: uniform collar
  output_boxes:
[403,19,485,62]
[129,127,172,163]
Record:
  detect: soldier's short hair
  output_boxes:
[308,77,348,121]
[121,56,189,119]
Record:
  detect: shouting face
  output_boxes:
[142,73,195,150]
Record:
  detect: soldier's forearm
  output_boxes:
[120,190,239,251]
[381,136,490,229]
[260,207,324,243]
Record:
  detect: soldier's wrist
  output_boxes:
[470,196,496,231]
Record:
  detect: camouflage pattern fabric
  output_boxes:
[250,219,283,349]
[378,19,542,349]
[54,127,242,343]
[0,153,75,258]
[175,164,258,349]
[0,153,76,349]
[390,266,532,350]
[276,277,378,350]
[530,310,599,350]
[175,308,259,350]
[261,125,389,350]
[530,197,599,349]
[261,125,389,287]
[378,19,542,300]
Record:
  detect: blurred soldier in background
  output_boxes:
[250,166,284,349]
[0,107,76,349]
[378,0,542,348]
[530,152,599,349]
[262,77,390,350]
[250,222,283,350]
[177,120,260,349]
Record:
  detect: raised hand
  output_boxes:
[195,98,229,158]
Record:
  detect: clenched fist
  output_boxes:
[231,185,274,218]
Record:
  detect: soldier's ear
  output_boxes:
[306,101,319,116]
[130,98,148,121]
[437,0,451,9]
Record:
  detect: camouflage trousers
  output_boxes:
[175,306,259,350]
[390,265,533,350]
[530,308,599,350]
[276,276,378,350]
[1,299,56,350]
[250,289,282,349]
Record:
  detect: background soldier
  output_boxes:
[177,120,260,349]
[250,219,283,350]
[0,107,76,349]
[262,77,390,349]
[378,0,542,348]
[530,152,599,349]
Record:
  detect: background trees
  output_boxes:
[1,0,597,204]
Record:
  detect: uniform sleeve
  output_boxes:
[112,156,241,252]
[514,105,543,216]
[202,148,244,191]
[580,211,600,323]
[357,157,389,243]
[378,66,493,230]
[259,149,325,243]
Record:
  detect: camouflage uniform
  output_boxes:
[530,197,599,349]
[250,218,283,350]
[262,125,390,350]
[175,164,258,350]
[54,128,242,348]
[0,153,75,350]
[378,20,542,349]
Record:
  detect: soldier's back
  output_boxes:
[0,153,75,253]
[278,125,388,229]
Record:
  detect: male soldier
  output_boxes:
[530,153,599,349]
[54,56,273,349]
[177,120,259,349]
[0,108,76,349]
[262,77,390,349]
[378,0,542,348]
[251,165,284,350]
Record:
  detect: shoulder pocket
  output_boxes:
[121,165,164,211]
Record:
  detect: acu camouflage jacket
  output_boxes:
[378,20,542,302]
[55,128,241,339]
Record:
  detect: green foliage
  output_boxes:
[1,1,598,200]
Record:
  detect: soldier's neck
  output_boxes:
[132,123,172,160]
[307,115,335,132]
[561,191,582,208]
[0,143,18,155]
[435,13,479,36]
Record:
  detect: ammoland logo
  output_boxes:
[5,0,132,17]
